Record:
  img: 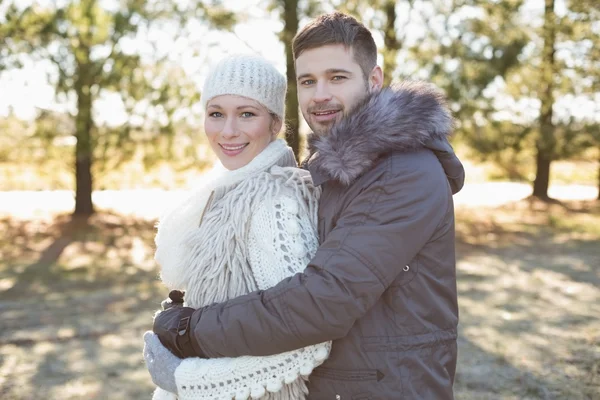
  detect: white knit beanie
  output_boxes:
[202,54,287,120]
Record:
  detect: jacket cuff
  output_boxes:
[185,307,209,358]
[171,308,206,358]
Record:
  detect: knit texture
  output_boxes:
[144,332,180,393]
[155,139,295,290]
[153,388,177,400]
[153,139,331,400]
[202,54,287,119]
[248,196,317,289]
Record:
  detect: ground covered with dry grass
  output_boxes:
[454,200,599,400]
[0,194,598,399]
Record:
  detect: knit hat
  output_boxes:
[202,54,287,120]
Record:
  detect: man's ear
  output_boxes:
[369,65,384,91]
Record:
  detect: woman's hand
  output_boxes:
[143,331,182,394]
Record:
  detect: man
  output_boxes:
[148,11,465,399]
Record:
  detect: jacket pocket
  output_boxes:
[311,367,384,382]
[308,367,383,400]
[362,329,457,352]
[397,342,457,400]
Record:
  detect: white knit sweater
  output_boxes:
[152,139,331,400]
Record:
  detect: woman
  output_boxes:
[143,54,331,400]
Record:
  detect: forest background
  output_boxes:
[0,1,598,399]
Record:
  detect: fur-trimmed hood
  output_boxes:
[306,81,464,191]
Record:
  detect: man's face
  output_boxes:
[295,44,382,135]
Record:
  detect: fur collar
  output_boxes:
[306,81,454,186]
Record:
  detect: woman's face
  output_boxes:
[204,95,282,170]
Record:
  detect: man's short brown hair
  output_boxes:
[292,12,378,81]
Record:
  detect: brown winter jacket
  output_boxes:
[187,82,465,399]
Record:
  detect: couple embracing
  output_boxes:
[143,11,465,400]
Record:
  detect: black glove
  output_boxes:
[161,289,185,310]
[153,304,202,359]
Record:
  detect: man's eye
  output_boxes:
[332,76,347,81]
[241,112,255,118]
[301,79,315,86]
[209,112,222,117]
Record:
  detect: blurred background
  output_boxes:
[0,0,598,399]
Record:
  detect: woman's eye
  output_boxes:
[241,112,255,118]
[209,112,223,118]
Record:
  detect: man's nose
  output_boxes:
[312,81,333,103]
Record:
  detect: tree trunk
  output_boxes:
[597,145,600,200]
[532,0,556,201]
[382,0,399,86]
[74,65,95,216]
[282,0,300,161]
[532,149,551,200]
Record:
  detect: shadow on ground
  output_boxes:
[453,199,599,400]
[0,212,159,300]
[0,212,163,399]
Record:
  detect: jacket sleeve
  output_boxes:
[189,152,451,357]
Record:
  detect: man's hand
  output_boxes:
[152,305,201,358]
[143,331,182,394]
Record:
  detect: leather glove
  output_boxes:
[153,304,201,359]
[143,331,181,394]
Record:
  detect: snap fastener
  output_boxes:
[403,265,410,272]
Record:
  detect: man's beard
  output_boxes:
[306,88,372,136]
[305,111,339,136]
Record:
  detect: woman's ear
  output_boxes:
[271,116,283,138]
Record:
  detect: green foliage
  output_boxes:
[1,0,598,193]
[200,1,237,30]
[319,0,598,190]
[0,0,227,200]
[408,0,529,123]
[0,113,31,163]
[394,0,598,186]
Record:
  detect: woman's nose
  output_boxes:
[220,117,239,139]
